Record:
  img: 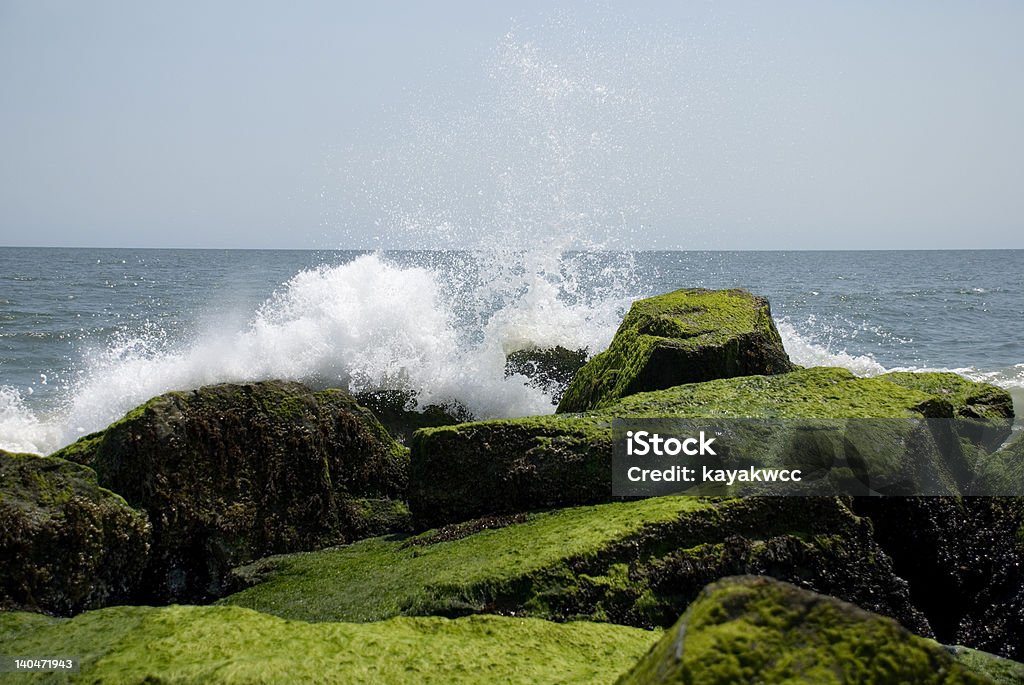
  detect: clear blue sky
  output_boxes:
[1,1,1022,249]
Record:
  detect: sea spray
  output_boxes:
[0,252,635,455]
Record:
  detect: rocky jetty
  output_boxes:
[4,286,1022,682]
[410,366,1012,526]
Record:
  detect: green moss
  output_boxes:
[878,372,1014,421]
[599,367,947,420]
[971,432,1024,495]
[224,496,709,622]
[221,496,922,636]
[0,450,150,615]
[409,368,977,524]
[558,289,794,413]
[946,645,1024,685]
[409,414,614,527]
[0,606,658,685]
[618,576,993,685]
[47,380,411,604]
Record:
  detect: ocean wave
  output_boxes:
[1,253,634,455]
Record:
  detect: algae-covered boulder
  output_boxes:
[410,368,968,526]
[617,576,992,685]
[0,605,656,685]
[853,493,1024,661]
[557,288,794,413]
[409,415,612,529]
[879,371,1014,451]
[0,450,150,615]
[52,380,410,604]
[505,345,589,405]
[224,496,928,638]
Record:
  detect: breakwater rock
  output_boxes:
[52,380,410,603]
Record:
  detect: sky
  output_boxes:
[0,1,1022,250]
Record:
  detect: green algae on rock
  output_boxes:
[878,371,1014,451]
[51,380,410,604]
[617,576,993,685]
[557,288,794,413]
[409,414,613,528]
[222,496,928,637]
[409,368,980,526]
[0,604,657,685]
[0,450,150,616]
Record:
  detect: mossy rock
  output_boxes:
[0,605,657,685]
[51,380,410,604]
[409,414,613,529]
[223,496,928,638]
[946,645,1024,685]
[410,368,968,527]
[617,575,996,685]
[557,288,794,413]
[879,371,1014,452]
[970,430,1024,496]
[355,387,469,445]
[851,493,1024,661]
[505,345,590,405]
[602,366,951,419]
[0,450,150,616]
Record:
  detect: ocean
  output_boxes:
[1,246,1022,455]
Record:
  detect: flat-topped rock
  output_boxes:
[557,288,794,413]
[617,576,995,685]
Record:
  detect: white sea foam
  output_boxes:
[1,253,634,455]
[776,320,888,377]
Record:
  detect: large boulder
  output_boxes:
[617,576,996,685]
[0,450,150,615]
[409,415,612,529]
[52,380,410,604]
[557,288,794,413]
[224,496,928,638]
[409,368,971,527]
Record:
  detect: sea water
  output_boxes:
[3,18,1022,454]
[1,246,1021,455]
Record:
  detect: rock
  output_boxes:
[0,605,656,685]
[617,576,992,685]
[224,496,928,638]
[409,368,969,527]
[505,346,589,405]
[946,645,1024,685]
[355,388,469,445]
[51,380,410,604]
[853,493,1024,661]
[557,288,794,413]
[0,450,150,615]
[879,371,1014,451]
[973,430,1024,495]
[409,415,612,529]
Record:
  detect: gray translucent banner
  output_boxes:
[612,418,1020,497]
